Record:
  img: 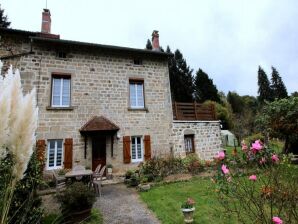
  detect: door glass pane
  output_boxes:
[48,140,55,167]
[137,137,142,159]
[56,140,63,166]
[131,137,136,159]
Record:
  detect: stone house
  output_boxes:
[0,9,221,174]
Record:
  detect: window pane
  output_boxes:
[48,141,55,167]
[130,84,136,107]
[137,138,142,159]
[62,96,70,106]
[136,84,144,107]
[53,79,61,95]
[62,79,70,93]
[53,96,60,105]
[131,137,136,159]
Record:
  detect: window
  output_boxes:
[47,139,63,170]
[57,51,67,59]
[133,58,142,65]
[184,135,195,154]
[51,75,71,107]
[131,136,143,162]
[129,80,144,108]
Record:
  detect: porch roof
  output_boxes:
[80,116,119,133]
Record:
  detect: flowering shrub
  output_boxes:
[181,198,195,209]
[213,142,298,223]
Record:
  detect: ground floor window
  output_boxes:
[131,136,143,162]
[184,135,195,154]
[47,139,63,170]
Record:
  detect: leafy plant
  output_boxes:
[56,182,96,214]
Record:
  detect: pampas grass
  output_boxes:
[0,63,38,223]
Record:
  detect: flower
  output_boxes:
[272,154,279,163]
[259,157,266,165]
[251,139,263,153]
[249,175,257,181]
[181,198,195,209]
[221,164,229,174]
[216,151,225,160]
[241,140,248,151]
[272,216,283,224]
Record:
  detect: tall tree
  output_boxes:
[257,66,273,103]
[0,4,11,28]
[145,39,152,50]
[227,91,245,114]
[194,68,220,103]
[167,47,194,102]
[270,66,288,100]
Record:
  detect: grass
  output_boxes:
[139,177,237,224]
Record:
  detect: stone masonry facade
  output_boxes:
[1,29,222,174]
[171,121,221,160]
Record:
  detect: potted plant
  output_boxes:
[57,182,96,223]
[181,198,196,223]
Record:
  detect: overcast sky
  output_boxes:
[1,0,298,96]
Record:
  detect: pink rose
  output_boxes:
[272,216,283,224]
[272,154,279,163]
[249,175,257,181]
[221,164,229,174]
[251,140,263,153]
[216,151,225,160]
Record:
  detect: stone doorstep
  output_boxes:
[102,176,125,186]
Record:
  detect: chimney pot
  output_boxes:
[152,30,160,51]
[41,9,51,33]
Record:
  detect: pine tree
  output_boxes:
[145,39,152,50]
[0,4,11,28]
[270,66,288,100]
[194,68,220,103]
[167,47,194,102]
[257,66,273,103]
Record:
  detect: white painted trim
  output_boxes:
[131,136,144,163]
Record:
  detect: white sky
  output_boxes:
[1,0,298,96]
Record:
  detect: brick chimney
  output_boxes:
[41,9,51,33]
[152,30,160,51]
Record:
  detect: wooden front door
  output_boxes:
[92,136,106,171]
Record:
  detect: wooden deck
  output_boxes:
[172,102,216,121]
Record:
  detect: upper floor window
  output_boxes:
[47,139,63,170]
[129,80,144,108]
[131,136,143,162]
[51,75,71,107]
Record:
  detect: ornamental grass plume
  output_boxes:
[0,64,38,224]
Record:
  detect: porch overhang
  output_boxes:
[79,116,119,159]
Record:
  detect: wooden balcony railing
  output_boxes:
[172,102,216,121]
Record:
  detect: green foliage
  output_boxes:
[256,96,298,153]
[270,67,288,100]
[258,66,273,103]
[167,47,194,102]
[227,91,245,114]
[0,4,11,28]
[194,69,220,103]
[56,182,96,213]
[203,100,234,129]
[244,133,265,145]
[145,39,152,50]
[0,152,44,224]
[182,153,204,174]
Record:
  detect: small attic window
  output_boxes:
[57,51,67,59]
[133,58,142,65]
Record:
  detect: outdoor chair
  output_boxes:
[52,170,66,186]
[93,179,102,197]
[92,164,102,180]
[93,165,106,181]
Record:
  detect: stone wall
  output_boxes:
[171,121,221,160]
[1,33,173,174]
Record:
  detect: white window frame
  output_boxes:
[131,136,144,162]
[129,80,144,108]
[47,139,64,170]
[184,135,195,154]
[51,76,71,107]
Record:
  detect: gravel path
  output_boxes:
[94,184,160,224]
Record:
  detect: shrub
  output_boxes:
[57,182,96,214]
[183,153,204,174]
[244,133,265,145]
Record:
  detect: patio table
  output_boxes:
[65,169,93,185]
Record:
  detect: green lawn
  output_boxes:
[139,177,237,224]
